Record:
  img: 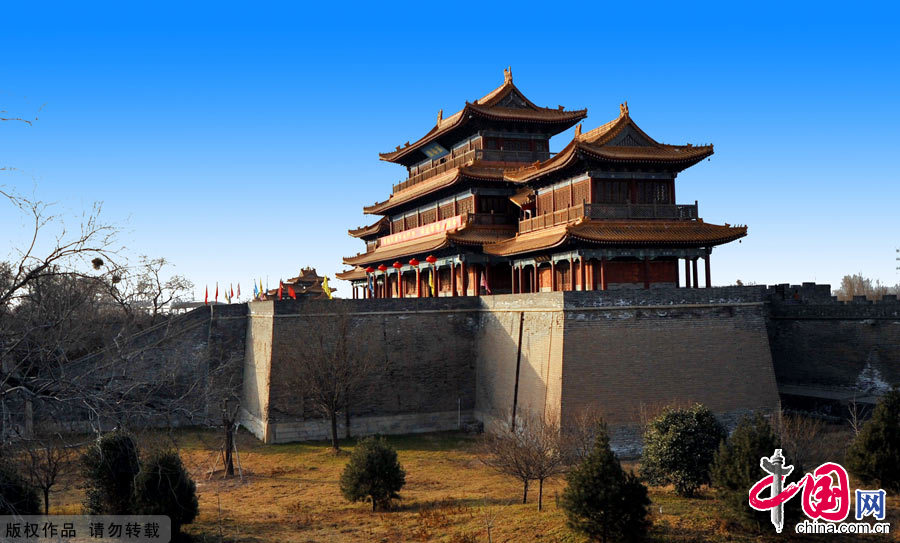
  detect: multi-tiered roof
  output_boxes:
[339,70,746,294]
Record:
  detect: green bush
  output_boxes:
[339,436,406,511]
[640,403,726,496]
[0,461,41,515]
[846,389,900,492]
[560,421,650,543]
[81,431,141,514]
[711,414,803,530]
[134,450,198,538]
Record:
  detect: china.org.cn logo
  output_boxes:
[748,449,890,535]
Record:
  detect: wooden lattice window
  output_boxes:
[421,207,437,225]
[391,219,404,233]
[439,202,454,220]
[572,179,589,205]
[537,193,553,215]
[456,196,474,215]
[405,215,417,230]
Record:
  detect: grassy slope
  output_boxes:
[49,428,897,542]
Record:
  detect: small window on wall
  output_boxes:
[485,138,500,150]
[534,140,548,152]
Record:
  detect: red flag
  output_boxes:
[288,286,297,300]
[278,280,283,300]
[204,286,208,305]
[215,283,219,302]
[237,283,241,298]
[230,284,234,300]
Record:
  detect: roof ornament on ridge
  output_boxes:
[619,101,629,117]
[504,66,512,83]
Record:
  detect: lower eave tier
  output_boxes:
[341,219,746,267]
[483,220,747,257]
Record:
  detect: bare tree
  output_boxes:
[834,273,897,301]
[777,412,828,471]
[480,410,569,511]
[21,437,72,514]
[285,304,376,452]
[562,407,606,464]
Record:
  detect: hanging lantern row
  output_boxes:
[366,255,438,274]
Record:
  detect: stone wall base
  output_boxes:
[243,410,476,444]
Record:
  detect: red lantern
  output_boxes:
[409,258,419,266]
[425,255,437,264]
[365,266,375,274]
[392,261,402,269]
[377,264,387,272]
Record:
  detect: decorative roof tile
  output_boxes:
[483,220,747,256]
[379,68,586,164]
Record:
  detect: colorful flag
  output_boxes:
[230,284,234,301]
[204,286,208,305]
[429,267,435,296]
[225,287,231,304]
[288,285,297,300]
[322,276,333,299]
[278,280,283,300]
[367,273,374,297]
[253,282,259,300]
[215,282,219,303]
[259,278,264,298]
[237,283,241,298]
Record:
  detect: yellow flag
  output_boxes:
[322,276,333,299]
[429,267,435,296]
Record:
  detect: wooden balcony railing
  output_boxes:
[392,148,552,194]
[518,202,699,233]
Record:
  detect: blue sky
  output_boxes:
[2,3,898,299]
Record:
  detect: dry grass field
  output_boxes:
[45,428,897,542]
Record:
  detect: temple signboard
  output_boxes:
[379,215,464,247]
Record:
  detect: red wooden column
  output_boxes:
[416,268,422,298]
[704,254,712,288]
[435,267,441,297]
[398,270,404,298]
[692,258,699,289]
[600,258,607,291]
[569,257,575,291]
[643,258,650,290]
[674,258,680,288]
[551,261,557,291]
[532,265,538,293]
[518,266,524,294]
[511,266,516,294]
[684,258,691,289]
[580,257,586,291]
[451,262,458,297]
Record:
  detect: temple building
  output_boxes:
[262,267,331,300]
[338,68,746,299]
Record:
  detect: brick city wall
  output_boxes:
[239,287,785,450]
[765,283,900,411]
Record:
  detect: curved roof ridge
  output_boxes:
[379,68,586,163]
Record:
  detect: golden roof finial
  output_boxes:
[574,123,582,137]
[620,101,629,117]
[437,108,443,124]
[504,66,513,84]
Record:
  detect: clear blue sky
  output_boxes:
[2,3,898,299]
